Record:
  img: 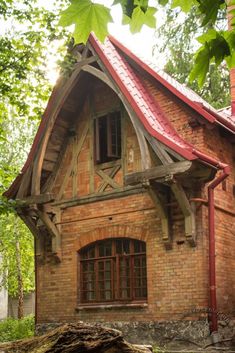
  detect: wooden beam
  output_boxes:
[19,193,55,205]
[52,185,144,209]
[96,165,121,192]
[82,65,117,92]
[37,209,62,262]
[171,183,196,247]
[147,184,172,250]
[16,165,33,199]
[125,161,192,186]
[148,138,173,165]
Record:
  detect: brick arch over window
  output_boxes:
[75,225,149,251]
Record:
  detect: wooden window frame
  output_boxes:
[94,111,121,164]
[79,238,147,304]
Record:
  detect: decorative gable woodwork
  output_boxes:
[7,36,227,262]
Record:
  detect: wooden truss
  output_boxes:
[15,42,208,259]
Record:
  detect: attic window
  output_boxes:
[94,112,121,164]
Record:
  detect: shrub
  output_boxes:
[0,315,34,342]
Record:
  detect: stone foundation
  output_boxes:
[36,320,235,349]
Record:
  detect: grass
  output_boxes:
[0,315,34,343]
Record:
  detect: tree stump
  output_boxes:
[0,322,152,353]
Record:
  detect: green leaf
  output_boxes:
[134,0,148,12]
[58,1,80,27]
[171,0,197,13]
[197,0,224,26]
[197,29,217,44]
[190,45,210,87]
[129,6,156,33]
[59,0,113,44]
[158,0,169,5]
[113,0,135,18]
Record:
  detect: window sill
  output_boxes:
[75,302,148,311]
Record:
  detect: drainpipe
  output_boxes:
[207,163,230,335]
[193,150,230,335]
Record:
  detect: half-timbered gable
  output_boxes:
[5,34,235,343]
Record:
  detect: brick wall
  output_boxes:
[36,71,235,326]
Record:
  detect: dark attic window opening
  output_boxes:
[94,111,121,164]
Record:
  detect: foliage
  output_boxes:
[58,0,235,86]
[155,6,230,109]
[0,0,68,300]
[0,214,35,297]
[0,315,34,343]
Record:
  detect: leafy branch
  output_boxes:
[58,0,235,86]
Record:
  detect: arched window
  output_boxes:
[79,238,147,303]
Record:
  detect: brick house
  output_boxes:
[5,35,235,341]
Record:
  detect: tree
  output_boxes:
[0,0,68,317]
[58,0,235,86]
[155,6,230,109]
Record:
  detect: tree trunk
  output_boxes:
[0,322,152,353]
[15,216,24,319]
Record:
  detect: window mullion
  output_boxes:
[95,244,99,301]
[116,254,120,300]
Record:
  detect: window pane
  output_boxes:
[116,239,130,255]
[134,240,146,253]
[98,240,112,257]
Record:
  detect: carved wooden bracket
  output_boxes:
[145,183,172,250]
[171,183,196,247]
[36,208,62,262]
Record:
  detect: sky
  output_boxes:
[38,0,166,84]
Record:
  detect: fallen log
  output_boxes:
[0,322,152,353]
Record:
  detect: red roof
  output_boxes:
[5,34,232,198]
[109,36,235,134]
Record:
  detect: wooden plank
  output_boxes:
[44,150,59,162]
[125,161,192,186]
[171,183,196,247]
[41,135,70,193]
[19,193,55,205]
[53,185,144,209]
[42,160,55,172]
[58,121,89,199]
[95,159,121,171]
[97,165,121,193]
